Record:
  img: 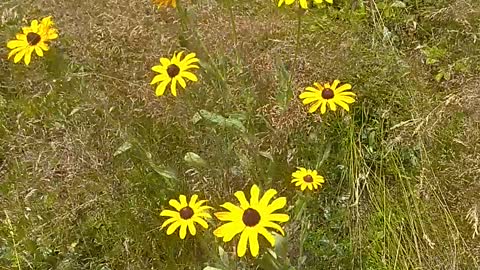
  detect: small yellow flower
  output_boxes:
[160,194,212,239]
[152,0,177,8]
[299,80,356,114]
[6,17,59,65]
[214,185,290,257]
[150,51,200,97]
[278,0,308,9]
[291,167,325,191]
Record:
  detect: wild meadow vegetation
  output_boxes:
[1,0,480,269]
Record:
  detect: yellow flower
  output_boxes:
[299,80,356,114]
[214,185,290,257]
[160,194,212,239]
[6,17,58,65]
[291,167,325,191]
[152,0,177,8]
[38,16,59,40]
[150,51,200,97]
[278,0,308,9]
[314,0,333,4]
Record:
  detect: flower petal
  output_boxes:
[308,100,322,113]
[328,100,337,111]
[258,226,275,247]
[193,217,209,229]
[234,191,250,209]
[34,46,44,57]
[248,230,260,257]
[161,217,177,229]
[170,78,178,96]
[181,71,198,82]
[250,185,260,207]
[166,221,181,235]
[266,197,286,214]
[155,79,170,96]
[179,223,187,239]
[160,209,180,218]
[335,83,352,93]
[150,74,168,85]
[320,101,327,114]
[268,213,290,223]
[168,199,182,211]
[13,48,26,63]
[263,221,285,236]
[188,221,196,236]
[259,189,277,208]
[331,80,340,90]
[237,229,249,257]
[7,40,26,49]
[189,194,198,208]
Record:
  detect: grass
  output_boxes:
[1,0,480,269]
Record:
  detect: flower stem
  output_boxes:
[227,2,240,63]
[294,11,303,68]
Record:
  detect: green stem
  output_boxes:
[227,2,240,62]
[294,12,303,68]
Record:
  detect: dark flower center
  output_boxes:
[322,88,334,99]
[242,208,260,227]
[167,64,180,78]
[26,32,41,46]
[303,175,314,183]
[179,207,194,219]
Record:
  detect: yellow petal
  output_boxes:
[250,185,260,207]
[264,221,285,236]
[259,189,277,208]
[301,183,307,191]
[328,100,337,111]
[320,102,327,114]
[160,57,171,67]
[39,42,49,51]
[181,71,198,82]
[155,79,170,96]
[331,79,340,90]
[258,227,275,247]
[277,0,284,7]
[13,48,26,63]
[177,76,186,89]
[335,83,352,93]
[8,47,24,59]
[300,0,308,9]
[34,46,44,57]
[150,74,168,85]
[302,97,320,105]
[248,230,260,257]
[188,221,196,236]
[166,221,181,235]
[189,194,198,208]
[193,217,209,229]
[308,101,322,113]
[170,78,178,96]
[179,223,187,239]
[268,213,290,223]
[234,191,250,209]
[168,199,182,211]
[237,230,249,257]
[7,40,26,49]
[266,197,286,214]
[160,209,180,218]
[338,96,356,103]
[161,217,177,229]
[336,100,350,111]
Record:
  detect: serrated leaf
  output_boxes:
[198,110,246,132]
[113,141,132,157]
[184,152,207,167]
[391,1,406,8]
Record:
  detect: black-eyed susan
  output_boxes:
[6,17,58,65]
[150,51,199,97]
[278,0,308,9]
[299,80,356,114]
[214,184,289,257]
[152,0,177,8]
[160,194,212,239]
[291,167,325,191]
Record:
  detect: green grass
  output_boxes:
[1,0,480,269]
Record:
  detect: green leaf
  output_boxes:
[273,232,288,259]
[113,141,132,157]
[197,110,246,132]
[184,152,207,168]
